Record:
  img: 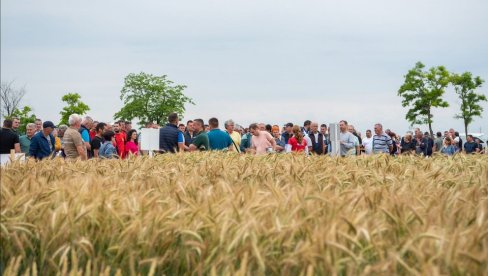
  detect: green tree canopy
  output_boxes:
[59,93,90,125]
[10,105,36,135]
[114,72,194,125]
[451,72,486,136]
[398,62,450,136]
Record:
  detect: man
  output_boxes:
[225,119,241,153]
[0,119,20,154]
[80,116,94,157]
[113,122,126,158]
[302,120,311,136]
[320,124,329,154]
[272,125,285,152]
[362,129,373,155]
[207,118,233,151]
[249,123,276,154]
[308,122,325,155]
[19,123,36,155]
[338,120,355,156]
[91,122,107,158]
[372,123,393,154]
[159,113,185,153]
[258,123,266,131]
[125,121,132,132]
[464,135,479,154]
[184,120,195,147]
[240,129,253,153]
[417,130,434,156]
[178,124,186,133]
[281,123,294,144]
[34,118,42,133]
[29,121,56,160]
[348,125,361,155]
[63,114,87,160]
[189,119,210,151]
[434,132,443,152]
[12,117,20,133]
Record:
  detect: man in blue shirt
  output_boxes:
[464,135,479,154]
[207,117,233,151]
[29,121,56,160]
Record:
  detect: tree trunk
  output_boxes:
[427,108,433,137]
[464,118,468,138]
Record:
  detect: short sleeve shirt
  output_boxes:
[251,131,274,154]
[63,127,84,159]
[0,128,19,154]
[192,131,210,151]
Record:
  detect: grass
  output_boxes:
[1,153,487,275]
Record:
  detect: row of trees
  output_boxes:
[398,62,487,136]
[0,72,194,132]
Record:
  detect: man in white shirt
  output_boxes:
[362,129,373,154]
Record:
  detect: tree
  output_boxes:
[398,62,450,136]
[114,72,194,125]
[59,93,90,125]
[10,106,37,134]
[451,72,486,136]
[1,80,26,118]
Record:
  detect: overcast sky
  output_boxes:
[2,0,487,134]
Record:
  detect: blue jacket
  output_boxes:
[29,131,55,160]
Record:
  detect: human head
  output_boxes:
[249,123,259,136]
[68,114,82,129]
[467,135,474,142]
[224,119,235,133]
[42,121,56,135]
[34,118,42,132]
[95,122,107,135]
[303,120,311,129]
[320,124,327,134]
[12,117,20,130]
[436,132,442,138]
[272,125,280,138]
[91,121,99,131]
[25,123,36,138]
[186,120,194,132]
[404,132,412,142]
[258,123,266,131]
[3,119,13,128]
[58,125,68,137]
[374,123,383,135]
[292,125,304,142]
[366,129,372,138]
[449,128,455,137]
[125,121,132,131]
[348,125,356,134]
[193,119,204,132]
[310,122,318,133]
[204,125,210,131]
[265,124,272,133]
[168,113,179,125]
[444,131,449,137]
[414,128,422,139]
[82,116,94,129]
[454,131,460,138]
[127,129,138,143]
[118,120,126,130]
[444,136,452,145]
[285,123,293,133]
[145,121,154,128]
[102,130,115,142]
[178,124,186,132]
[339,120,348,132]
[208,118,219,129]
[113,122,120,133]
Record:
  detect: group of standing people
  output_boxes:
[0,113,485,161]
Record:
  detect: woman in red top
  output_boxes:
[288,125,307,152]
[125,129,139,156]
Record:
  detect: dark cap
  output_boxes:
[285,122,293,127]
[43,121,56,129]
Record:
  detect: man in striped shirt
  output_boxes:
[372,123,393,154]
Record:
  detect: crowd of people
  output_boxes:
[0,113,486,161]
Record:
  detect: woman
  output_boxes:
[99,131,118,159]
[272,125,285,152]
[400,132,416,154]
[389,132,399,156]
[440,137,456,156]
[288,125,307,152]
[125,129,139,156]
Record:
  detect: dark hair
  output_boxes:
[178,124,185,128]
[467,134,474,139]
[265,124,272,132]
[339,120,348,125]
[96,122,107,132]
[125,121,131,125]
[194,119,204,127]
[3,119,13,128]
[436,132,442,137]
[249,123,258,130]
[126,129,138,144]
[455,131,460,137]
[209,117,219,128]
[168,113,179,124]
[303,120,311,127]
[320,124,327,128]
[102,130,115,142]
[187,120,193,125]
[144,121,153,128]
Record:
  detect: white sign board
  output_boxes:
[329,123,341,156]
[140,128,160,151]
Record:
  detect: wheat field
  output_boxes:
[1,153,487,275]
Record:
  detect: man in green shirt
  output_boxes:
[19,123,36,156]
[189,119,209,151]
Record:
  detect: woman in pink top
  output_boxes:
[288,125,307,152]
[125,129,139,156]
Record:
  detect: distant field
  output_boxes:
[1,153,487,275]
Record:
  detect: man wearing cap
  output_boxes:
[281,123,294,144]
[29,121,56,160]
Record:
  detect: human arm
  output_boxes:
[76,145,87,160]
